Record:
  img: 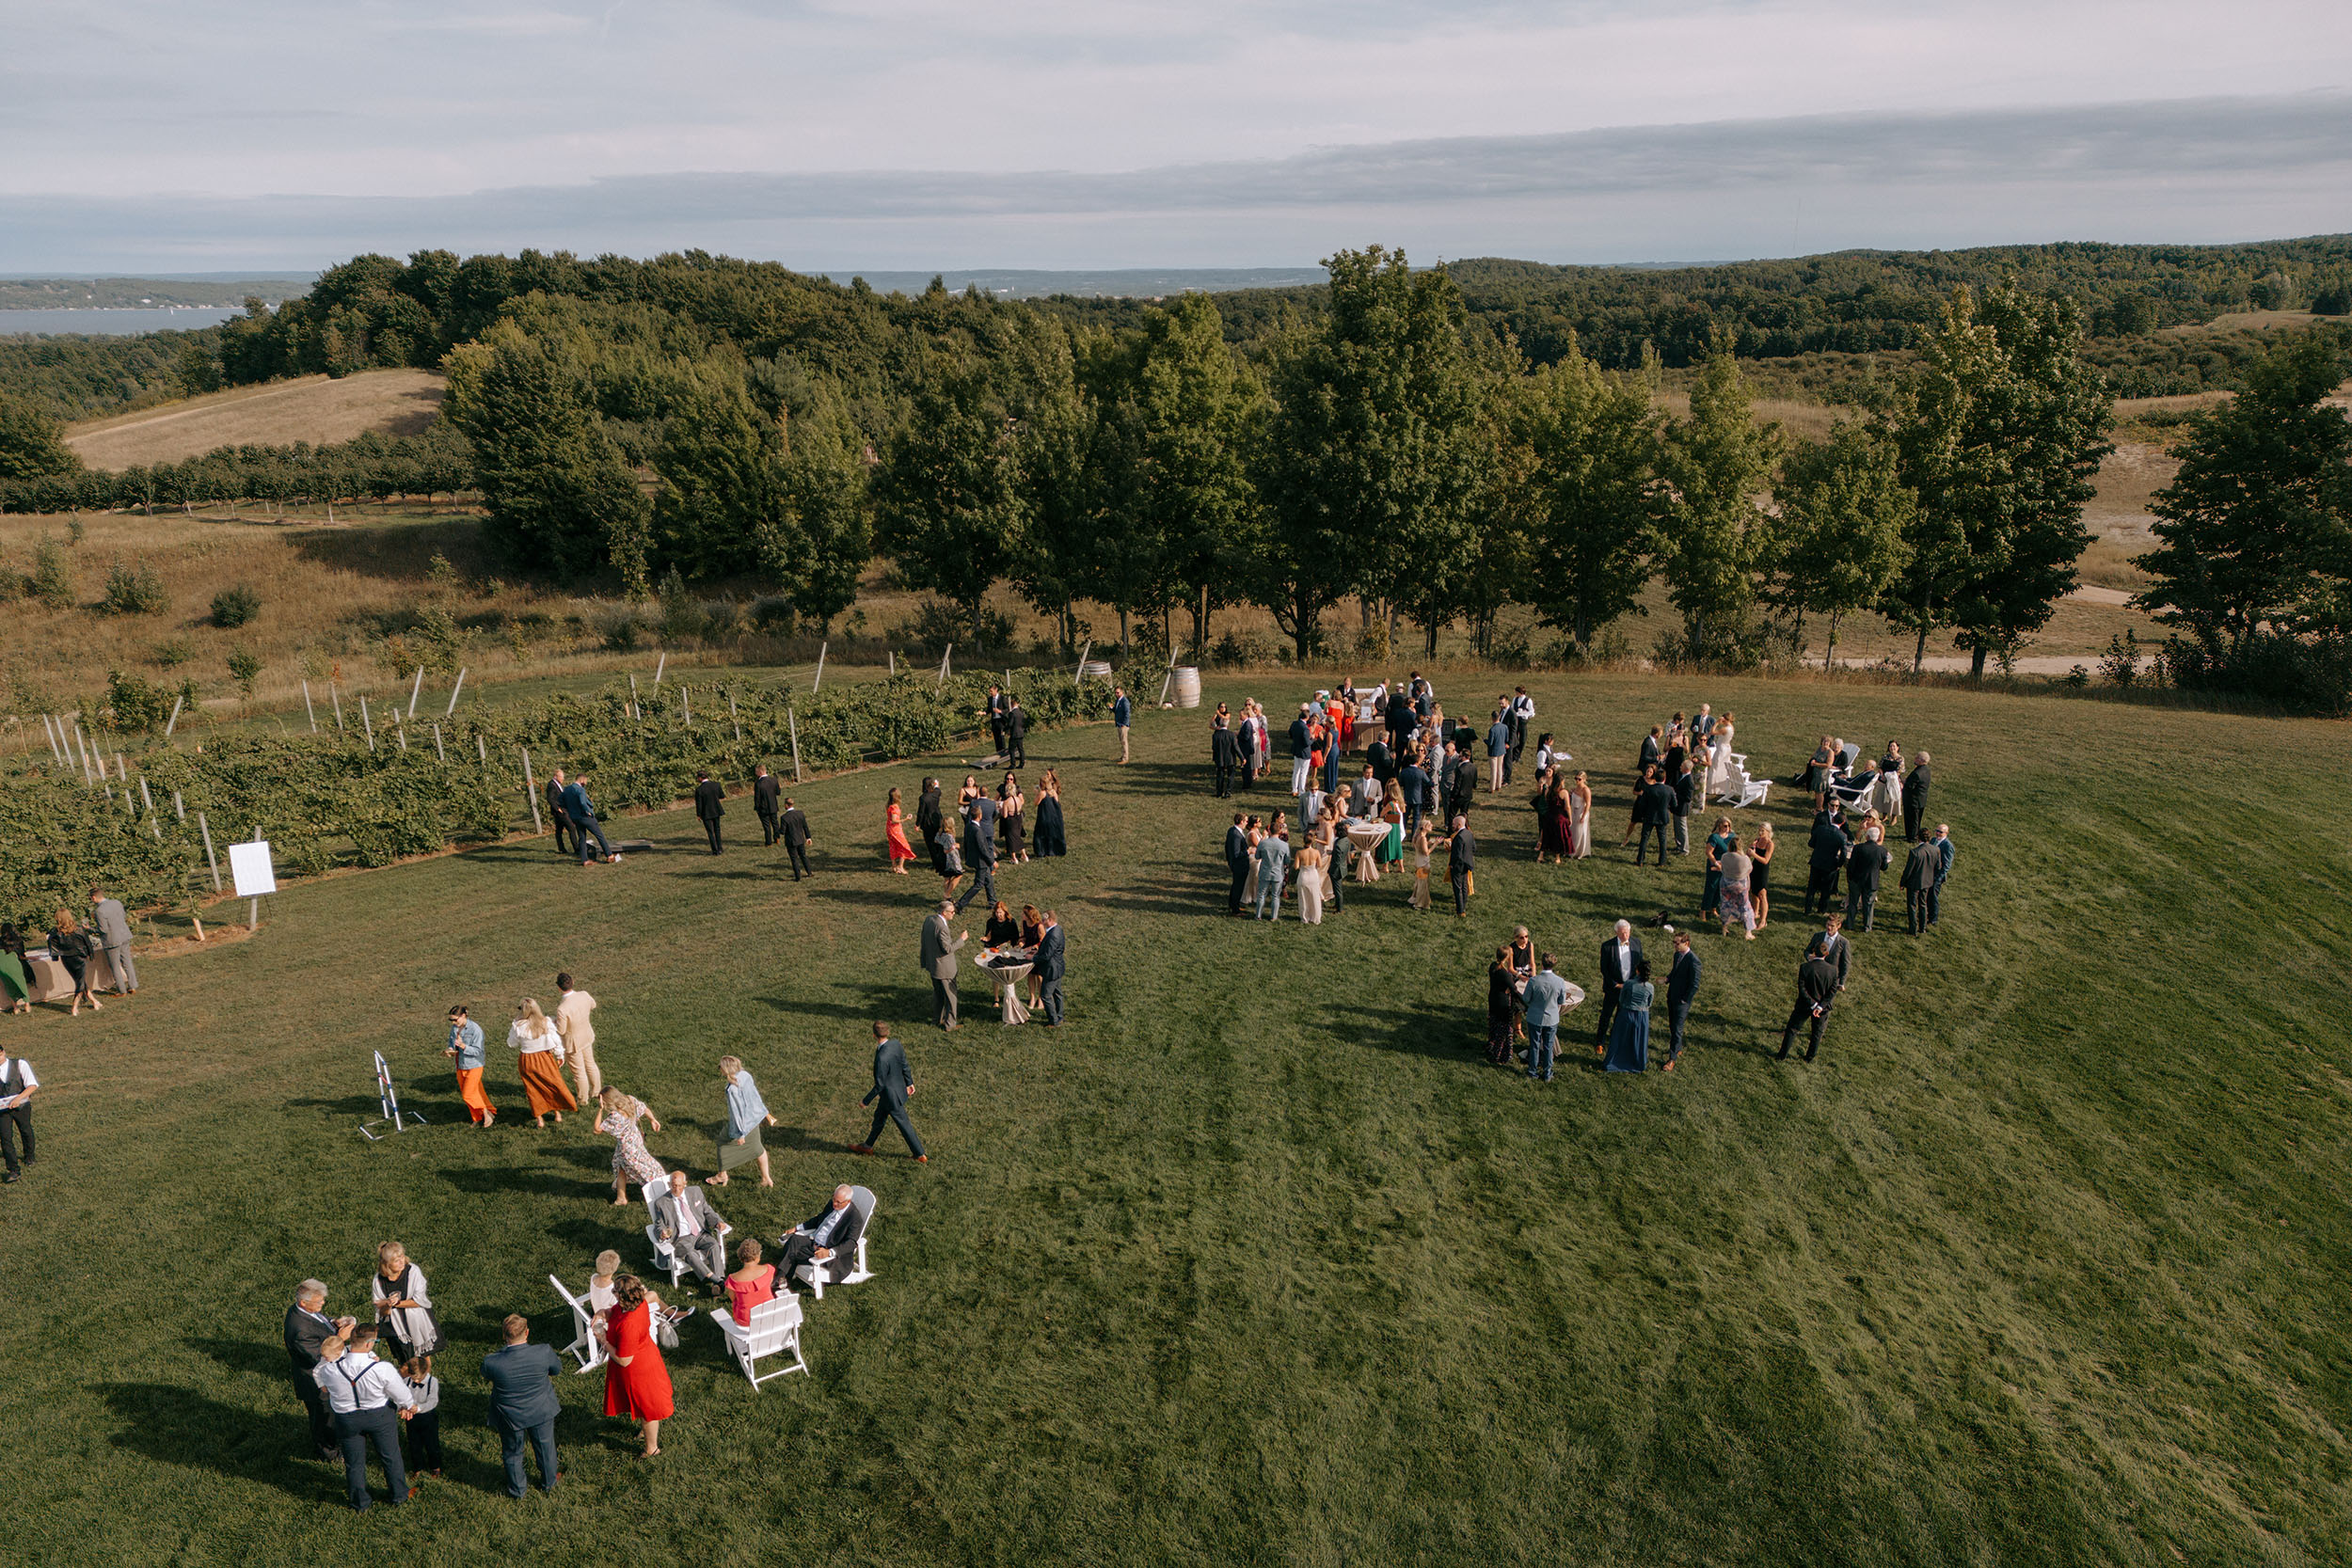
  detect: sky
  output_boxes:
[2,0,2347,272]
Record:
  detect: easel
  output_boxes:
[358,1050,427,1140]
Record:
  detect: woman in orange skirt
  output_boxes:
[445,1005,497,1127]
[599,1275,675,1458]
[507,998,578,1128]
[884,786,917,874]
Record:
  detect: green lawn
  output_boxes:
[8,676,2350,1566]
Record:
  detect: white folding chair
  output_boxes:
[548,1275,606,1373]
[714,1293,809,1388]
[642,1183,686,1289]
[792,1185,878,1300]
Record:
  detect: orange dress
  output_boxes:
[885,802,917,863]
[601,1302,675,1420]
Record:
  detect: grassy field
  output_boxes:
[63,370,446,470]
[5,673,2350,1566]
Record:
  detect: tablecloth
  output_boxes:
[1344,821,1391,882]
[977,950,1035,1024]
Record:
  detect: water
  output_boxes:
[0,306,241,336]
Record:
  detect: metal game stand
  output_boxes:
[358,1050,427,1140]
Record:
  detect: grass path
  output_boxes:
[6,675,2350,1565]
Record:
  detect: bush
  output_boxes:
[105,670,176,732]
[887,597,1013,655]
[100,560,167,616]
[1211,628,1279,669]
[227,646,262,698]
[152,639,193,669]
[750,595,797,634]
[2098,630,2142,688]
[28,537,72,608]
[210,582,262,628]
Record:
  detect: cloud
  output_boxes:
[1,94,2345,272]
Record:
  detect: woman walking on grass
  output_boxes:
[508,999,576,1128]
[0,923,31,1013]
[884,786,917,874]
[711,1055,776,1188]
[1032,770,1067,857]
[45,911,101,1015]
[596,1086,666,1205]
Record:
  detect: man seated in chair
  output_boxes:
[651,1169,732,1295]
[776,1184,865,1291]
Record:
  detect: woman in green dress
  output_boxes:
[0,923,31,1012]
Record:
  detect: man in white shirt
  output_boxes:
[1509,687,1535,760]
[312,1323,416,1511]
[1593,921,1645,1053]
[0,1043,34,1182]
[553,974,600,1102]
[651,1168,732,1292]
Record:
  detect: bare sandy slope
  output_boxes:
[66,369,446,470]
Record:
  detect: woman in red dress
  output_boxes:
[884,786,917,874]
[598,1275,675,1458]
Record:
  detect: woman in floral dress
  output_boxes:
[596,1086,666,1206]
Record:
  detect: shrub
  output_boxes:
[2099,630,2142,688]
[28,537,72,608]
[210,582,262,628]
[750,595,797,634]
[887,597,1013,654]
[596,608,644,652]
[152,639,193,669]
[105,670,176,732]
[227,646,262,698]
[100,560,167,616]
[1212,628,1279,669]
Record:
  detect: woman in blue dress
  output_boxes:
[1604,958,1653,1072]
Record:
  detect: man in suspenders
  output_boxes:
[313,1323,417,1510]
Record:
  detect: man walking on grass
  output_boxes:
[852,1021,926,1161]
[693,768,725,854]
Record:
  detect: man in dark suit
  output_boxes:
[285,1279,354,1460]
[1449,747,1479,824]
[544,768,574,856]
[780,798,814,880]
[1212,719,1240,798]
[1900,835,1942,935]
[1032,910,1066,1023]
[851,1021,925,1160]
[692,769,725,855]
[1664,932,1701,1069]
[1805,809,1849,914]
[1929,823,1954,927]
[752,764,783,845]
[1594,920,1643,1052]
[1386,686,1414,746]
[776,1184,867,1289]
[481,1314,563,1497]
[957,792,998,912]
[1634,768,1676,866]
[1223,815,1250,915]
[1398,754,1431,834]
[1004,697,1028,768]
[916,779,946,876]
[1779,954,1840,1061]
[1365,736,1393,784]
[1638,726,1663,773]
[562,774,616,863]
[1670,758,1697,854]
[1805,912,1851,990]
[1844,825,1890,931]
[1447,815,1475,917]
[1903,753,1932,841]
[919,902,965,1028]
[984,686,1008,756]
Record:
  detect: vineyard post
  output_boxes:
[727,689,741,742]
[71,719,93,784]
[41,715,63,765]
[813,642,827,691]
[330,680,344,731]
[889,650,896,676]
[522,749,543,834]
[165,695,183,739]
[788,706,803,783]
[682,687,692,728]
[359,696,375,752]
[198,813,222,892]
[394,716,407,752]
[433,723,446,763]
[407,666,424,718]
[172,789,185,821]
[628,674,642,721]
[444,667,467,716]
[140,776,161,840]
[938,644,953,689]
[302,680,317,732]
[654,652,667,689]
[476,735,487,766]
[1073,639,1091,686]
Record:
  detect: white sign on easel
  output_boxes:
[229,839,276,928]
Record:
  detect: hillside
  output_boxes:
[64,369,445,470]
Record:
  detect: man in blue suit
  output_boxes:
[1664,931,1701,1069]
[1032,910,1066,1024]
[852,1022,926,1160]
[481,1314,562,1497]
[1223,815,1250,915]
[562,774,617,864]
[956,793,998,913]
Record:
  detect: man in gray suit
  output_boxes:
[650,1168,732,1291]
[920,901,967,1029]
[481,1314,562,1497]
[1520,953,1572,1082]
[851,1021,925,1160]
[88,886,136,994]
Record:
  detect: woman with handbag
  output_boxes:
[44,910,103,1016]
[507,999,577,1129]
[371,1241,443,1375]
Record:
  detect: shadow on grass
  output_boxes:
[754,981,906,1021]
[98,1384,336,1500]
[441,1165,612,1201]
[810,886,927,909]
[1096,762,1222,800]
[1335,1000,1489,1064]
[189,1337,288,1378]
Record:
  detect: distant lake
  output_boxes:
[0,306,242,336]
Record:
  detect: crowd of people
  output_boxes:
[0,886,143,1021]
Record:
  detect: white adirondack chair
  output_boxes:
[791,1186,877,1300]
[714,1293,809,1389]
[642,1183,687,1289]
[549,1274,607,1373]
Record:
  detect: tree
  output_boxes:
[1661,339,1780,659]
[1882,284,2112,676]
[1517,336,1664,652]
[873,353,1024,645]
[1770,424,1915,669]
[443,322,650,586]
[651,363,781,581]
[768,385,875,635]
[0,393,80,483]
[1253,246,1480,662]
[2135,334,2352,657]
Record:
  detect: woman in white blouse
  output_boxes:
[508,999,577,1129]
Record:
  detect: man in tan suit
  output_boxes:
[554,973,601,1101]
